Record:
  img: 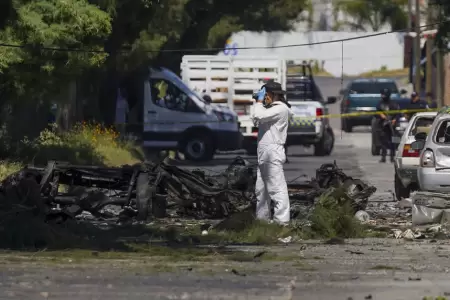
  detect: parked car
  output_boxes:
[340,78,408,133]
[394,112,437,200]
[411,113,450,193]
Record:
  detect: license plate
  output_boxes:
[391,136,401,143]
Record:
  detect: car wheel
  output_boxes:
[183,134,214,162]
[342,118,353,133]
[394,172,410,201]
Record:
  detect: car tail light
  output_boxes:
[316,108,323,117]
[420,149,435,167]
[401,144,420,157]
[344,99,350,106]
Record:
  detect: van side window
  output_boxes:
[435,120,450,143]
[151,79,191,112]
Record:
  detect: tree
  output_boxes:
[334,0,408,31]
[0,0,111,140]
[92,0,308,124]
[436,0,450,51]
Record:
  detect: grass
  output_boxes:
[357,68,409,78]
[0,122,143,180]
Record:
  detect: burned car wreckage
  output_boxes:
[0,157,376,223]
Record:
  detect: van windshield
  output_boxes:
[162,68,207,104]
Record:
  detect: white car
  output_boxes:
[412,113,450,193]
[394,112,437,200]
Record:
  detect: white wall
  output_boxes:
[221,31,405,77]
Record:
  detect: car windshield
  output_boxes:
[349,82,399,94]
[409,116,435,136]
[162,68,207,104]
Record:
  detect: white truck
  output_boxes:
[180,55,285,153]
[180,56,335,156]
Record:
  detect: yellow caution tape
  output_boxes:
[314,108,439,120]
[110,108,440,125]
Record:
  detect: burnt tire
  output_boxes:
[136,172,154,221]
[394,172,410,201]
[182,133,214,162]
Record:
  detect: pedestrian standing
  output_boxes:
[251,81,294,225]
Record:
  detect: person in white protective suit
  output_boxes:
[250,81,294,225]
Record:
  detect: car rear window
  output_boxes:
[409,116,435,136]
[434,120,450,144]
[349,82,399,94]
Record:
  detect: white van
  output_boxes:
[125,66,242,162]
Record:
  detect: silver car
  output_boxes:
[394,112,437,200]
[412,113,450,193]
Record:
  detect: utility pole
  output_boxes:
[435,1,444,108]
[407,0,413,83]
[414,0,421,95]
[425,5,433,105]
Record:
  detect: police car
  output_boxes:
[286,63,336,156]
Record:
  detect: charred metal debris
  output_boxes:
[0,158,376,223]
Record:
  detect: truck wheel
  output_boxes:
[245,145,257,156]
[314,128,333,156]
[342,118,353,133]
[324,127,334,155]
[394,172,410,200]
[182,133,214,162]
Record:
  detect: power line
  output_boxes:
[0,20,447,54]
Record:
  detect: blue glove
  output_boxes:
[256,87,266,101]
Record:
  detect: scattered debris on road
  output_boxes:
[0,158,376,224]
[0,157,382,248]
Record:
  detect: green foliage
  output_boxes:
[308,188,366,239]
[13,122,141,167]
[436,0,450,51]
[334,0,408,31]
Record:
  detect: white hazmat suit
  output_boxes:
[251,101,294,224]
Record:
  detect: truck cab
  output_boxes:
[124,67,242,162]
[285,62,336,156]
